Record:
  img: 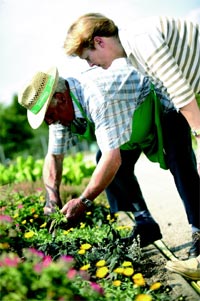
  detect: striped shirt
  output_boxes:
[48,58,173,154]
[119,16,200,108]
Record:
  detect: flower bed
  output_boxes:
[0,187,180,300]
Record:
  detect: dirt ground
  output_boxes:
[134,154,199,300]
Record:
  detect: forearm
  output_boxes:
[61,148,122,220]
[81,148,122,200]
[43,153,64,202]
[179,98,200,131]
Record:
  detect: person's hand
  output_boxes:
[60,198,86,224]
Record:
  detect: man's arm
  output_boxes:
[43,153,64,214]
[180,98,200,175]
[61,148,121,221]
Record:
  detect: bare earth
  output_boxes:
[134,154,199,300]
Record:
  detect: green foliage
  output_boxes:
[0,190,176,301]
[0,153,95,185]
[0,95,48,160]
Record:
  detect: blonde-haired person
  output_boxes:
[18,58,200,257]
[64,13,200,258]
[64,13,200,174]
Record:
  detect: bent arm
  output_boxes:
[179,98,200,131]
[61,148,121,219]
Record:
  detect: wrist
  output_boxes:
[79,195,93,208]
[191,128,200,137]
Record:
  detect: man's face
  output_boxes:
[80,37,115,69]
[44,90,74,126]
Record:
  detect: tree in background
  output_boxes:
[0,94,48,162]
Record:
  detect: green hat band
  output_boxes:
[30,75,54,114]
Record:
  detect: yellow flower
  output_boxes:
[106,214,111,220]
[112,280,121,287]
[113,267,124,274]
[24,231,35,238]
[40,222,47,228]
[39,195,45,201]
[78,249,86,255]
[96,266,109,278]
[63,228,74,235]
[22,220,26,224]
[96,259,106,267]
[13,213,19,219]
[135,294,152,301]
[80,243,92,250]
[132,273,146,286]
[31,208,35,213]
[0,242,10,249]
[33,214,39,218]
[80,264,90,271]
[80,222,85,229]
[86,211,92,215]
[29,219,33,223]
[123,267,134,276]
[150,282,161,291]
[122,261,132,267]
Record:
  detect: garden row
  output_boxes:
[0,187,179,301]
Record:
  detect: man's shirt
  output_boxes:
[48,58,173,154]
[119,16,200,108]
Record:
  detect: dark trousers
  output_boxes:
[96,110,200,229]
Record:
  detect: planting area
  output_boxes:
[0,154,198,300]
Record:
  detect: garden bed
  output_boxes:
[0,180,189,301]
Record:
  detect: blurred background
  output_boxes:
[0,0,199,162]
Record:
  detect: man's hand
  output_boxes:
[61,198,86,224]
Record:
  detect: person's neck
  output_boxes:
[113,36,127,58]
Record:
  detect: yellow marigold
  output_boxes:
[80,264,90,271]
[24,231,35,238]
[33,214,39,218]
[13,213,19,219]
[112,280,121,287]
[63,228,74,235]
[40,222,47,228]
[123,267,134,276]
[96,259,106,267]
[80,243,92,250]
[31,208,35,213]
[80,222,85,229]
[22,220,26,224]
[135,294,152,301]
[150,282,162,291]
[114,267,124,274]
[122,261,132,267]
[106,214,111,220]
[29,219,33,223]
[0,242,10,249]
[86,211,92,215]
[39,196,45,201]
[96,266,109,278]
[132,273,146,286]
[78,249,86,255]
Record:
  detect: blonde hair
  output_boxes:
[64,13,118,56]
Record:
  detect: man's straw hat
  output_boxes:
[18,66,59,129]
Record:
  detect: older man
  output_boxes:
[18,58,199,255]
